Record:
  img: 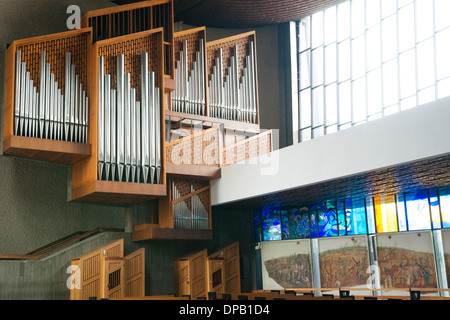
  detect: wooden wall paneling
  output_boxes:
[174,249,207,299]
[81,0,174,78]
[208,242,241,294]
[70,239,124,300]
[124,248,145,297]
[71,28,167,205]
[3,28,93,165]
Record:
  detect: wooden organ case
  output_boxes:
[3,0,271,298]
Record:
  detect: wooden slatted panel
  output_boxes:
[209,242,241,294]
[125,248,145,297]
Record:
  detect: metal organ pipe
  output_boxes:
[97,52,161,184]
[13,51,88,143]
[207,41,257,123]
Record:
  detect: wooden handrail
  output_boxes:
[0,227,124,261]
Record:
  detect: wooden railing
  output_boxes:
[165,127,273,168]
[165,125,222,167]
[222,129,272,167]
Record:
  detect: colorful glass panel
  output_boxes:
[317,201,339,237]
[345,198,368,235]
[309,203,319,238]
[262,207,281,241]
[429,189,442,229]
[287,207,311,239]
[405,190,431,231]
[281,209,290,240]
[337,200,347,236]
[439,187,450,228]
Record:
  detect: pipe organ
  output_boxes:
[3,0,266,241]
[172,39,206,116]
[97,53,162,185]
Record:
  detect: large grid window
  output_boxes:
[297,0,450,142]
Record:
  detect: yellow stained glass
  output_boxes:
[374,194,398,233]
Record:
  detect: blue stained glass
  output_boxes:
[286,208,311,239]
[405,190,431,231]
[262,207,281,241]
[317,201,339,237]
[345,198,368,235]
[281,210,290,240]
[337,200,347,235]
[309,203,319,238]
[439,187,450,228]
[253,209,262,242]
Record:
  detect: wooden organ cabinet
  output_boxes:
[69,239,145,300]
[174,242,241,298]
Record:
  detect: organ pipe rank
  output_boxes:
[14,50,89,143]
[97,53,162,185]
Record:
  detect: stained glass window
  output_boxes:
[396,194,408,231]
[345,198,367,235]
[309,203,319,238]
[317,201,339,237]
[405,190,431,231]
[262,207,281,241]
[438,187,450,228]
[337,200,347,236]
[287,207,310,239]
[281,209,290,240]
[429,189,442,229]
[374,194,399,233]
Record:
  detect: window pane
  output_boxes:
[381,0,397,18]
[300,89,311,128]
[352,0,365,37]
[398,4,415,52]
[338,39,351,82]
[345,198,368,235]
[262,207,281,241]
[399,49,416,98]
[352,77,366,123]
[416,0,434,42]
[439,187,450,228]
[288,207,311,239]
[429,189,442,230]
[418,86,435,105]
[317,201,339,237]
[309,204,318,238]
[366,25,381,70]
[366,0,381,28]
[405,190,431,231]
[299,50,311,90]
[337,1,351,41]
[312,47,324,87]
[324,6,337,44]
[436,28,450,80]
[311,11,324,48]
[437,77,450,99]
[300,128,312,142]
[336,200,346,235]
[352,36,366,79]
[325,43,337,84]
[382,15,398,62]
[398,0,414,8]
[400,95,417,111]
[417,38,435,90]
[383,59,399,107]
[396,194,408,231]
[365,197,377,234]
[435,0,450,31]
[299,17,311,52]
[367,68,382,115]
[339,80,351,124]
[312,86,324,127]
[374,195,398,233]
[281,209,290,239]
[325,83,337,125]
